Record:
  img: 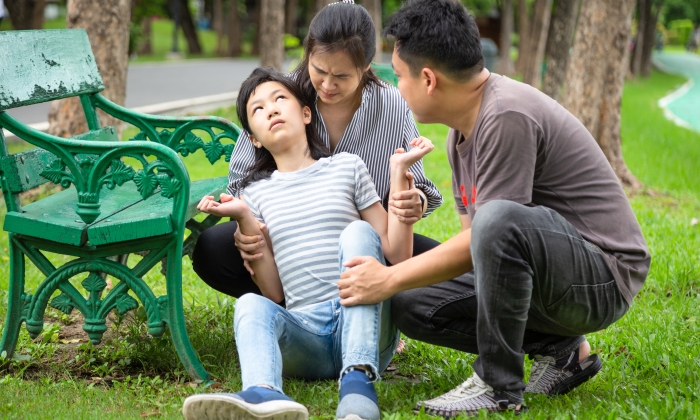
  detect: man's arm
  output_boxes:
[338,227,473,306]
[460,213,472,231]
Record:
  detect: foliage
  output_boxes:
[668,19,695,46]
[661,0,700,25]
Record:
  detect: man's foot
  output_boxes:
[182,386,308,420]
[414,372,524,417]
[336,370,380,420]
[525,344,602,396]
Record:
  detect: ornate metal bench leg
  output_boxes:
[1,236,26,359]
[164,244,211,383]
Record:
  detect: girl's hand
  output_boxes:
[197,193,251,219]
[389,136,435,170]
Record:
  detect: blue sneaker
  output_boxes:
[336,370,380,420]
[183,386,308,420]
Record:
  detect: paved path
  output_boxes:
[6,58,272,124]
[653,52,700,132]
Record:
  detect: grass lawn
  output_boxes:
[1,70,699,418]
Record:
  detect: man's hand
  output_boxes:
[389,172,423,225]
[338,256,397,306]
[234,221,267,275]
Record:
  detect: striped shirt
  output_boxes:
[243,153,379,310]
[228,80,443,215]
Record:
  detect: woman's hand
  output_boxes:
[389,172,424,225]
[234,220,267,276]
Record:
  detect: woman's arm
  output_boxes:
[360,138,435,264]
[197,194,284,302]
[226,130,256,197]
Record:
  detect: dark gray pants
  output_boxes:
[391,200,629,403]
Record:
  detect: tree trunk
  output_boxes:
[138,16,153,55]
[631,0,648,76]
[522,0,553,88]
[285,0,298,36]
[561,0,641,190]
[5,0,46,30]
[48,0,131,138]
[228,0,242,57]
[516,0,531,75]
[260,0,285,70]
[315,0,333,15]
[364,0,383,62]
[179,0,203,54]
[498,0,516,76]
[253,0,261,55]
[542,0,579,100]
[641,0,663,77]
[214,0,226,55]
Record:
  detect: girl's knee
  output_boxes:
[340,220,377,243]
[234,293,276,323]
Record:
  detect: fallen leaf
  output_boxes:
[691,218,698,226]
[60,338,82,344]
[140,412,160,418]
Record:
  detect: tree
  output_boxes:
[214,0,226,55]
[259,0,285,70]
[561,0,641,190]
[498,0,516,76]
[178,0,203,54]
[516,0,531,74]
[364,0,383,62]
[48,0,131,138]
[228,0,242,57]
[640,0,664,77]
[521,0,553,88]
[4,0,46,30]
[285,0,299,36]
[631,0,648,76]
[542,0,579,100]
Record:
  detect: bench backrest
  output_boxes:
[0,29,104,111]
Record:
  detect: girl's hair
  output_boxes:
[236,67,330,189]
[294,1,382,103]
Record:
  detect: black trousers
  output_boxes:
[191,220,444,299]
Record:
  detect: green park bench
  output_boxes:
[0,29,240,382]
[371,62,398,87]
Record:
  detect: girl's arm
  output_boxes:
[197,194,284,303]
[360,137,435,264]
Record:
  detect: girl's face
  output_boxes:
[309,50,368,107]
[246,81,312,153]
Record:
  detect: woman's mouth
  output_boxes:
[321,91,337,98]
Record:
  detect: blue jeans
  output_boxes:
[234,220,400,393]
[392,201,629,404]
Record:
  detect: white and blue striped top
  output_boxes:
[243,153,379,310]
[228,80,443,215]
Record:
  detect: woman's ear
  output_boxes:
[302,106,312,124]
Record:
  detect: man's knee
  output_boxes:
[390,289,425,337]
[471,200,531,251]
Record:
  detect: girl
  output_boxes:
[183,68,433,420]
[192,0,444,303]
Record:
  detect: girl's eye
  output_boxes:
[253,106,263,114]
[276,96,286,102]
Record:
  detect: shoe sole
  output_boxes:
[549,354,603,396]
[182,394,309,420]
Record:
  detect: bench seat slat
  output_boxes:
[86,176,228,246]
[4,177,228,246]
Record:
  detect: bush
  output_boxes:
[667,19,694,46]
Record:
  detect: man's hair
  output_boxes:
[383,0,484,81]
[236,67,330,189]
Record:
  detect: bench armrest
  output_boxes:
[0,112,190,225]
[89,93,241,164]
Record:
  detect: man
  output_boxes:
[338,0,650,416]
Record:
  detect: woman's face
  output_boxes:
[309,50,366,107]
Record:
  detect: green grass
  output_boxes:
[1,70,700,418]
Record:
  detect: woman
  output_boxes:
[192,0,443,302]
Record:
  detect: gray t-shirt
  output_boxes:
[243,153,380,310]
[448,73,650,305]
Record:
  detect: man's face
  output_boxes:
[392,47,433,124]
[246,81,311,153]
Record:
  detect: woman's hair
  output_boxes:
[294,1,382,103]
[236,67,330,189]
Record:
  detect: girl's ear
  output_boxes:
[302,106,312,125]
[249,134,263,149]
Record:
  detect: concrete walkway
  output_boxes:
[653,52,700,133]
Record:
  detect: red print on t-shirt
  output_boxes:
[460,185,477,207]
